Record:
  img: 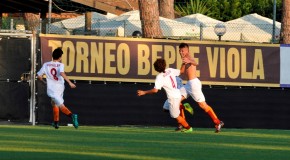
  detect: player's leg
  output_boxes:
[51,100,59,129]
[198,101,224,132]
[52,93,72,117]
[58,104,79,129]
[187,79,224,132]
[164,99,183,131]
[198,101,220,124]
[59,105,72,116]
[169,98,192,133]
[180,87,194,115]
[53,92,78,129]
[179,104,185,120]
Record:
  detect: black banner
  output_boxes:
[0,37,31,81]
[40,34,280,87]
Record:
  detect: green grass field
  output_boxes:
[0,125,290,160]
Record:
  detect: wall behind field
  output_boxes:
[0,36,31,123]
[1,35,290,130]
[36,81,290,130]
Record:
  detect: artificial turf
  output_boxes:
[0,125,290,160]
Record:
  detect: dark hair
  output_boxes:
[52,47,63,60]
[153,58,166,73]
[179,43,189,49]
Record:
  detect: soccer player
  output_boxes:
[37,47,79,129]
[137,58,192,132]
[179,42,224,133]
[162,76,194,131]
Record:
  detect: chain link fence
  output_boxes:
[0,17,280,43]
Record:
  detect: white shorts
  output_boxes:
[47,84,64,106]
[163,87,187,110]
[163,100,170,110]
[180,78,205,102]
[163,97,181,118]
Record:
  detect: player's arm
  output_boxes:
[60,72,76,88]
[182,56,198,66]
[137,88,158,96]
[180,64,186,74]
[37,74,47,84]
[37,67,47,84]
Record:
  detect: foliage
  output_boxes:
[175,0,282,22]
[1,17,11,29]
[174,0,213,17]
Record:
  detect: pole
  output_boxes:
[272,0,277,43]
[200,23,203,40]
[48,0,52,33]
[29,31,36,125]
[219,0,221,19]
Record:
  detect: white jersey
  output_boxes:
[154,68,181,99]
[37,61,65,85]
[163,76,184,111]
[37,61,65,96]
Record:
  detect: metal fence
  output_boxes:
[0,33,36,125]
[0,18,280,43]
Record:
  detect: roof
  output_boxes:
[175,13,222,26]
[224,13,281,43]
[71,0,139,15]
[0,0,105,14]
[0,0,138,19]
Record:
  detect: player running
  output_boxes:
[162,76,194,131]
[137,58,192,132]
[37,47,79,129]
[179,42,224,133]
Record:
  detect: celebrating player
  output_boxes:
[179,42,224,133]
[37,47,79,129]
[137,58,192,132]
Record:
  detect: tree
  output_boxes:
[281,0,290,44]
[138,0,163,38]
[206,0,220,19]
[174,0,282,22]
[229,0,242,20]
[159,0,175,19]
[85,12,92,33]
[23,13,40,31]
[218,0,233,21]
[174,0,212,17]
[240,0,252,15]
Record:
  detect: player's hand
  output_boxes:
[69,82,76,88]
[137,90,145,96]
[182,57,191,64]
[182,56,198,66]
[41,80,47,85]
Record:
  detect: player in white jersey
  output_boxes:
[137,58,192,132]
[162,76,194,131]
[37,48,78,129]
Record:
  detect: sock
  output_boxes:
[199,102,220,125]
[177,104,186,128]
[60,105,72,117]
[53,106,59,122]
[179,104,185,119]
[176,116,191,129]
[206,106,220,125]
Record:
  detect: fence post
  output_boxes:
[272,0,277,43]
[10,19,14,31]
[29,30,37,125]
[123,20,126,37]
[200,23,203,41]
